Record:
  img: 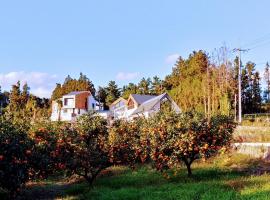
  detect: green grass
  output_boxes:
[63,155,270,200]
[2,154,270,199]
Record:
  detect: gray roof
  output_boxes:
[131,93,181,115]
[130,94,156,105]
[65,91,90,96]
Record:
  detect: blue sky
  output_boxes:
[1,0,270,97]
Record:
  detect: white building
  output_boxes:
[110,93,181,120]
[51,91,101,121]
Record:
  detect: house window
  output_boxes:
[92,103,95,109]
[64,98,74,106]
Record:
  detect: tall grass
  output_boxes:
[234,126,270,142]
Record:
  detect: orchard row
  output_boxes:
[0,111,235,198]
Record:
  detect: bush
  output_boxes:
[0,118,33,197]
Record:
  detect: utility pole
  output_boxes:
[233,48,249,123]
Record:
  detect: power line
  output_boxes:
[242,33,270,49]
[247,40,270,50]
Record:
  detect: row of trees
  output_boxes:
[2,82,50,125]
[0,111,235,197]
[51,74,165,110]
[1,47,268,120]
[51,72,95,100]
[49,48,267,117]
[96,76,165,109]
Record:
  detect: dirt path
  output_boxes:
[17,177,82,200]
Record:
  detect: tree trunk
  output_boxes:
[186,163,192,177]
[183,158,193,177]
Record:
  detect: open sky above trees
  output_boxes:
[1,0,270,97]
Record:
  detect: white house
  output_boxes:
[109,97,128,119]
[51,91,100,121]
[110,93,180,120]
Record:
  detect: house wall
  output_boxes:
[110,99,128,120]
[110,99,126,111]
[60,108,74,121]
[88,95,97,111]
[51,101,60,121]
[75,92,90,109]
[62,95,75,108]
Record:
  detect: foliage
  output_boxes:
[145,111,235,176]
[58,113,111,184]
[165,50,235,116]
[121,76,165,99]
[108,119,148,167]
[108,111,235,177]
[96,86,109,109]
[28,122,60,179]
[241,62,262,114]
[105,81,121,106]
[51,73,95,100]
[263,62,270,103]
[122,83,138,99]
[5,81,50,125]
[26,113,111,185]
[0,86,9,111]
[0,118,33,197]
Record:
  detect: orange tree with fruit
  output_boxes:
[108,118,149,168]
[145,111,235,176]
[58,113,111,185]
[0,117,33,198]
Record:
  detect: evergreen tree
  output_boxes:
[242,62,262,113]
[151,76,164,95]
[138,77,151,94]
[51,73,96,100]
[8,81,21,112]
[51,83,63,100]
[264,62,270,103]
[21,83,30,105]
[122,83,137,99]
[253,71,262,112]
[96,86,108,109]
[64,75,73,84]
[105,81,120,105]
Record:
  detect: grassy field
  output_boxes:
[4,153,269,200]
[234,126,270,142]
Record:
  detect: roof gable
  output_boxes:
[129,94,156,105]
[131,93,181,115]
[109,97,127,108]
